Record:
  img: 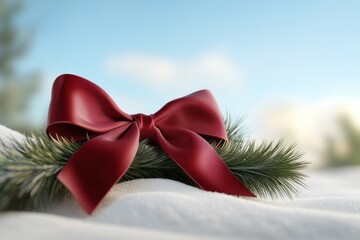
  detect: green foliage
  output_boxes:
[0,131,77,210]
[218,118,306,198]
[324,116,360,167]
[0,0,41,130]
[0,120,308,211]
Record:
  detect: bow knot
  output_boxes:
[133,113,155,140]
[47,74,254,214]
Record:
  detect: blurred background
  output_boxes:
[0,0,359,169]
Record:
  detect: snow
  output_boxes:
[0,124,25,147]
[1,125,360,239]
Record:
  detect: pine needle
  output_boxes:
[0,119,308,211]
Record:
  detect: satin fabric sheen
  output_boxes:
[47,74,255,214]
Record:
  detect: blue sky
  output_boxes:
[17,0,360,149]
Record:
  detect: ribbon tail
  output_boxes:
[155,126,255,197]
[57,123,140,214]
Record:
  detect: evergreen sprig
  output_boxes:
[0,119,308,211]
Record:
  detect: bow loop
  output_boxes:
[47,74,132,141]
[154,90,228,141]
[47,74,254,214]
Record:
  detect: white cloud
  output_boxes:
[104,53,241,90]
[253,98,360,168]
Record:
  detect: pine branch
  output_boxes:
[0,120,308,211]
[0,131,76,210]
[218,118,307,199]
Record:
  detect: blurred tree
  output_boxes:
[0,0,40,131]
[324,116,360,167]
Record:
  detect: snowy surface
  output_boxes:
[1,125,360,240]
[0,124,25,147]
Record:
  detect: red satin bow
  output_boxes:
[47,74,255,214]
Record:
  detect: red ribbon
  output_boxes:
[47,74,255,214]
